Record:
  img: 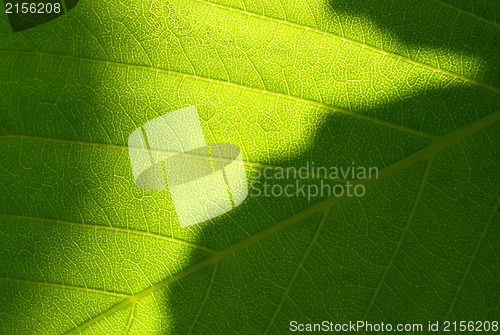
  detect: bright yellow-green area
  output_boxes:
[0,0,499,334]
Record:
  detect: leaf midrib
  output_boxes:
[63,108,500,334]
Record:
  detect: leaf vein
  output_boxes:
[264,208,331,334]
[187,263,218,334]
[0,49,441,140]
[443,195,500,322]
[362,157,434,320]
[197,0,500,95]
[0,277,128,298]
[0,133,359,182]
[0,214,215,253]
[63,108,500,333]
[429,0,500,29]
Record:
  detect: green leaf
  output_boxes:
[1,0,499,334]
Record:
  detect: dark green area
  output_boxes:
[5,0,80,32]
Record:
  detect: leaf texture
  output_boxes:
[0,0,499,334]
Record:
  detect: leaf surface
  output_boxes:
[0,0,499,333]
